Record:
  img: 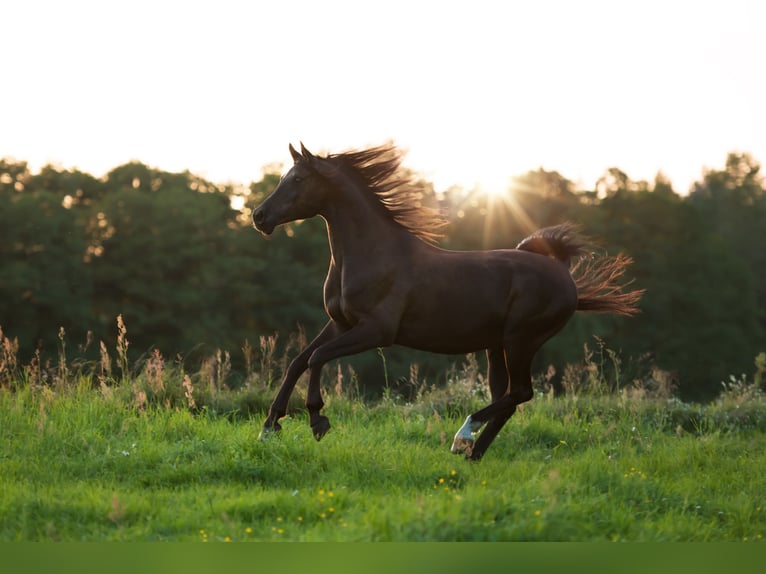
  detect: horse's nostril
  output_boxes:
[253,209,265,225]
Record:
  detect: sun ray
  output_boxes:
[479,187,538,249]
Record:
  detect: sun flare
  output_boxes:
[477,184,539,246]
[477,181,511,199]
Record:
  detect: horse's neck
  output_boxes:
[322,195,409,263]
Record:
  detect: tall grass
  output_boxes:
[0,320,764,541]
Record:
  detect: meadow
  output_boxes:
[1,334,765,542]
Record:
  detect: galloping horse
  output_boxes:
[253,143,643,460]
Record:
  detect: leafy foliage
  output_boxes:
[1,153,764,399]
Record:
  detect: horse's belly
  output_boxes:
[394,304,505,354]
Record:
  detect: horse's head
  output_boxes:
[253,143,335,235]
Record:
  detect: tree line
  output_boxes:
[1,152,764,400]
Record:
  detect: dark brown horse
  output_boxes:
[253,143,643,460]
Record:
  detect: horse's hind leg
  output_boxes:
[451,347,509,456]
[468,411,514,460]
[452,343,536,460]
[486,347,511,402]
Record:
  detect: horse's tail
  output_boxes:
[571,253,644,316]
[515,222,587,268]
[516,223,644,316]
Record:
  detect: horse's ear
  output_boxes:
[289,143,302,164]
[300,142,315,159]
[298,142,334,175]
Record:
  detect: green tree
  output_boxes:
[690,153,766,334]
[0,164,93,357]
[583,173,763,399]
[88,163,239,357]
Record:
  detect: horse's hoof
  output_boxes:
[311,416,331,441]
[450,415,479,455]
[450,435,474,457]
[258,421,282,441]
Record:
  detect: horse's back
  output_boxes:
[394,246,578,353]
[417,246,576,306]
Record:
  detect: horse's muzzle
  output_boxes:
[252,208,275,235]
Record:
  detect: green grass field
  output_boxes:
[2,362,765,542]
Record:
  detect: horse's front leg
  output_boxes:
[260,321,341,439]
[303,318,395,439]
[306,365,331,440]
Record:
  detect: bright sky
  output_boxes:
[3,0,765,195]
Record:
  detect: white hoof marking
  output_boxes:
[450,415,482,455]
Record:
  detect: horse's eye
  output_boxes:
[294,176,303,183]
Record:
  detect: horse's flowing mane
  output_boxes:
[326,144,446,243]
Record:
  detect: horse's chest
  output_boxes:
[324,280,361,325]
[323,264,389,325]
[323,277,344,322]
